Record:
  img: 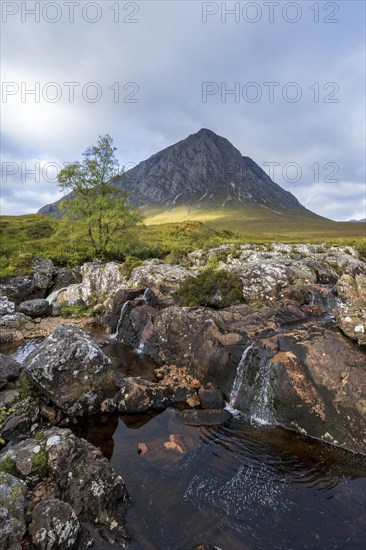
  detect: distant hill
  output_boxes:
[348,218,366,222]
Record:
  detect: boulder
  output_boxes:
[1,429,131,545]
[23,325,120,416]
[117,369,196,413]
[130,262,196,293]
[142,287,176,309]
[18,299,52,317]
[0,259,56,304]
[0,295,15,315]
[236,325,366,455]
[29,498,91,549]
[49,268,82,293]
[0,473,27,550]
[1,397,40,441]
[0,354,20,389]
[334,273,366,346]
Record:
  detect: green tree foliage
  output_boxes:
[58,135,144,258]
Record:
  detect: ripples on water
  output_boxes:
[107,409,366,550]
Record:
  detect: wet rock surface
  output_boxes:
[23,325,119,416]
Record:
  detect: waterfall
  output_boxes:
[227,345,274,426]
[229,345,253,406]
[250,359,273,426]
[113,300,131,338]
[46,286,68,303]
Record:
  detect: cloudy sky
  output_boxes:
[1,0,365,220]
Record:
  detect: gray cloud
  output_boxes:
[1,0,365,221]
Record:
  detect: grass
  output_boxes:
[0,207,365,278]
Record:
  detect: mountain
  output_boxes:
[38,129,318,219]
[348,218,366,222]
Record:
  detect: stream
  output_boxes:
[2,336,366,549]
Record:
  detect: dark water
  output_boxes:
[4,338,366,549]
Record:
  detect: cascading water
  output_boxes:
[250,358,273,426]
[229,345,253,407]
[227,345,274,426]
[113,300,131,338]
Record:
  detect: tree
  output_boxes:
[58,135,143,258]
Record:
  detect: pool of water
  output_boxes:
[3,337,366,549]
[71,408,366,550]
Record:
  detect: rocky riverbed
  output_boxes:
[0,242,365,548]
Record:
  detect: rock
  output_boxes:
[142,287,176,309]
[56,262,128,306]
[1,429,131,545]
[115,301,156,347]
[49,268,82,293]
[186,394,200,408]
[0,473,27,550]
[0,354,20,389]
[176,409,232,426]
[0,295,15,315]
[117,378,171,413]
[136,302,307,395]
[0,312,27,330]
[137,442,149,455]
[1,396,40,441]
[51,302,62,316]
[29,498,91,549]
[236,325,366,455]
[112,288,145,315]
[164,434,184,453]
[40,404,63,425]
[23,325,119,416]
[18,299,52,317]
[0,389,19,408]
[198,385,225,409]
[0,259,56,304]
[130,262,196,293]
[334,273,366,346]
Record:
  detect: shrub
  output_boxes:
[59,303,93,318]
[31,447,49,479]
[0,457,17,475]
[120,256,143,278]
[175,268,243,308]
[19,377,42,400]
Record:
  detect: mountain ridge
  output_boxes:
[39,128,321,219]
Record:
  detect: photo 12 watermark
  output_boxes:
[201,2,340,24]
[1,1,140,24]
[1,81,140,104]
[202,81,339,103]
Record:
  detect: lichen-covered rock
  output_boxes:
[1,429,131,545]
[0,312,27,330]
[18,299,52,317]
[130,262,196,293]
[29,498,91,549]
[55,262,128,306]
[23,325,119,416]
[0,353,20,389]
[49,268,82,293]
[1,396,40,441]
[0,473,27,550]
[0,295,15,316]
[334,273,366,346]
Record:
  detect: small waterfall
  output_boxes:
[13,339,40,363]
[250,359,273,426]
[229,345,253,406]
[113,300,131,338]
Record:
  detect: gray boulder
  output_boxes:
[0,473,27,550]
[23,325,119,416]
[0,353,20,389]
[18,299,52,317]
[30,498,91,549]
[0,295,15,315]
